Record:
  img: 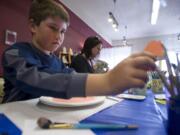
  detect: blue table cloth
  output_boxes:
[0,113,22,135]
[81,91,167,135]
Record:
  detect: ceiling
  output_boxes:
[60,0,180,44]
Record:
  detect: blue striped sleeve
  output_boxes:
[3,48,87,99]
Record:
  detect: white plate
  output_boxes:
[154,94,166,100]
[39,96,105,107]
[117,94,146,100]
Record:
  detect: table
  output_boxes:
[0,91,167,135]
[82,91,167,135]
[0,96,119,135]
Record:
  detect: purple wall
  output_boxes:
[0,0,111,76]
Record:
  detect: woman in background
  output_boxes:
[71,36,102,73]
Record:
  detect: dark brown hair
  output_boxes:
[81,36,102,59]
[29,0,70,26]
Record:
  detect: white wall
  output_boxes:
[112,33,180,71]
[99,46,132,69]
[112,33,180,53]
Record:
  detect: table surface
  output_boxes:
[82,91,167,135]
[0,91,167,135]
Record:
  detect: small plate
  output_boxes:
[154,94,166,100]
[117,94,146,100]
[39,96,105,107]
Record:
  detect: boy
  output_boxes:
[2,0,156,103]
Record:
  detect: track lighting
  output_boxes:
[178,33,180,40]
[108,12,119,31]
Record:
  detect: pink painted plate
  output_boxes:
[39,96,105,107]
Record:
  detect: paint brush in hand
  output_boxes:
[156,67,171,92]
[144,40,176,96]
[161,43,176,96]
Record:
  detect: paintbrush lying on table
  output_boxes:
[37,117,138,130]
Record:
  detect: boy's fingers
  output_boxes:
[130,78,146,88]
[131,69,148,82]
[130,52,156,61]
[132,56,156,70]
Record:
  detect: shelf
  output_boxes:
[59,48,74,66]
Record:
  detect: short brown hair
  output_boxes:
[29,0,70,25]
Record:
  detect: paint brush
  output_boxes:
[176,53,180,72]
[156,67,171,93]
[161,43,176,96]
[37,117,138,130]
[175,53,180,95]
[144,40,177,96]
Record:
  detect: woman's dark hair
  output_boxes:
[81,36,102,59]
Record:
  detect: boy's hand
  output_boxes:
[107,52,156,93]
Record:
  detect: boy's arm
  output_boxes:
[85,52,156,96]
[3,47,156,99]
[3,48,87,99]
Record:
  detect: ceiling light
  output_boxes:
[114,28,119,32]
[107,0,119,31]
[151,0,160,25]
[121,25,131,46]
[108,17,113,22]
[160,0,167,7]
[108,12,119,31]
[112,23,117,28]
[178,33,180,40]
[122,36,127,45]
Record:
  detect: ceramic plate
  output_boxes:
[117,94,146,100]
[39,96,105,107]
[154,94,166,100]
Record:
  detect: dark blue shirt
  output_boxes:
[2,42,87,103]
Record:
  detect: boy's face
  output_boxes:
[31,17,67,54]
